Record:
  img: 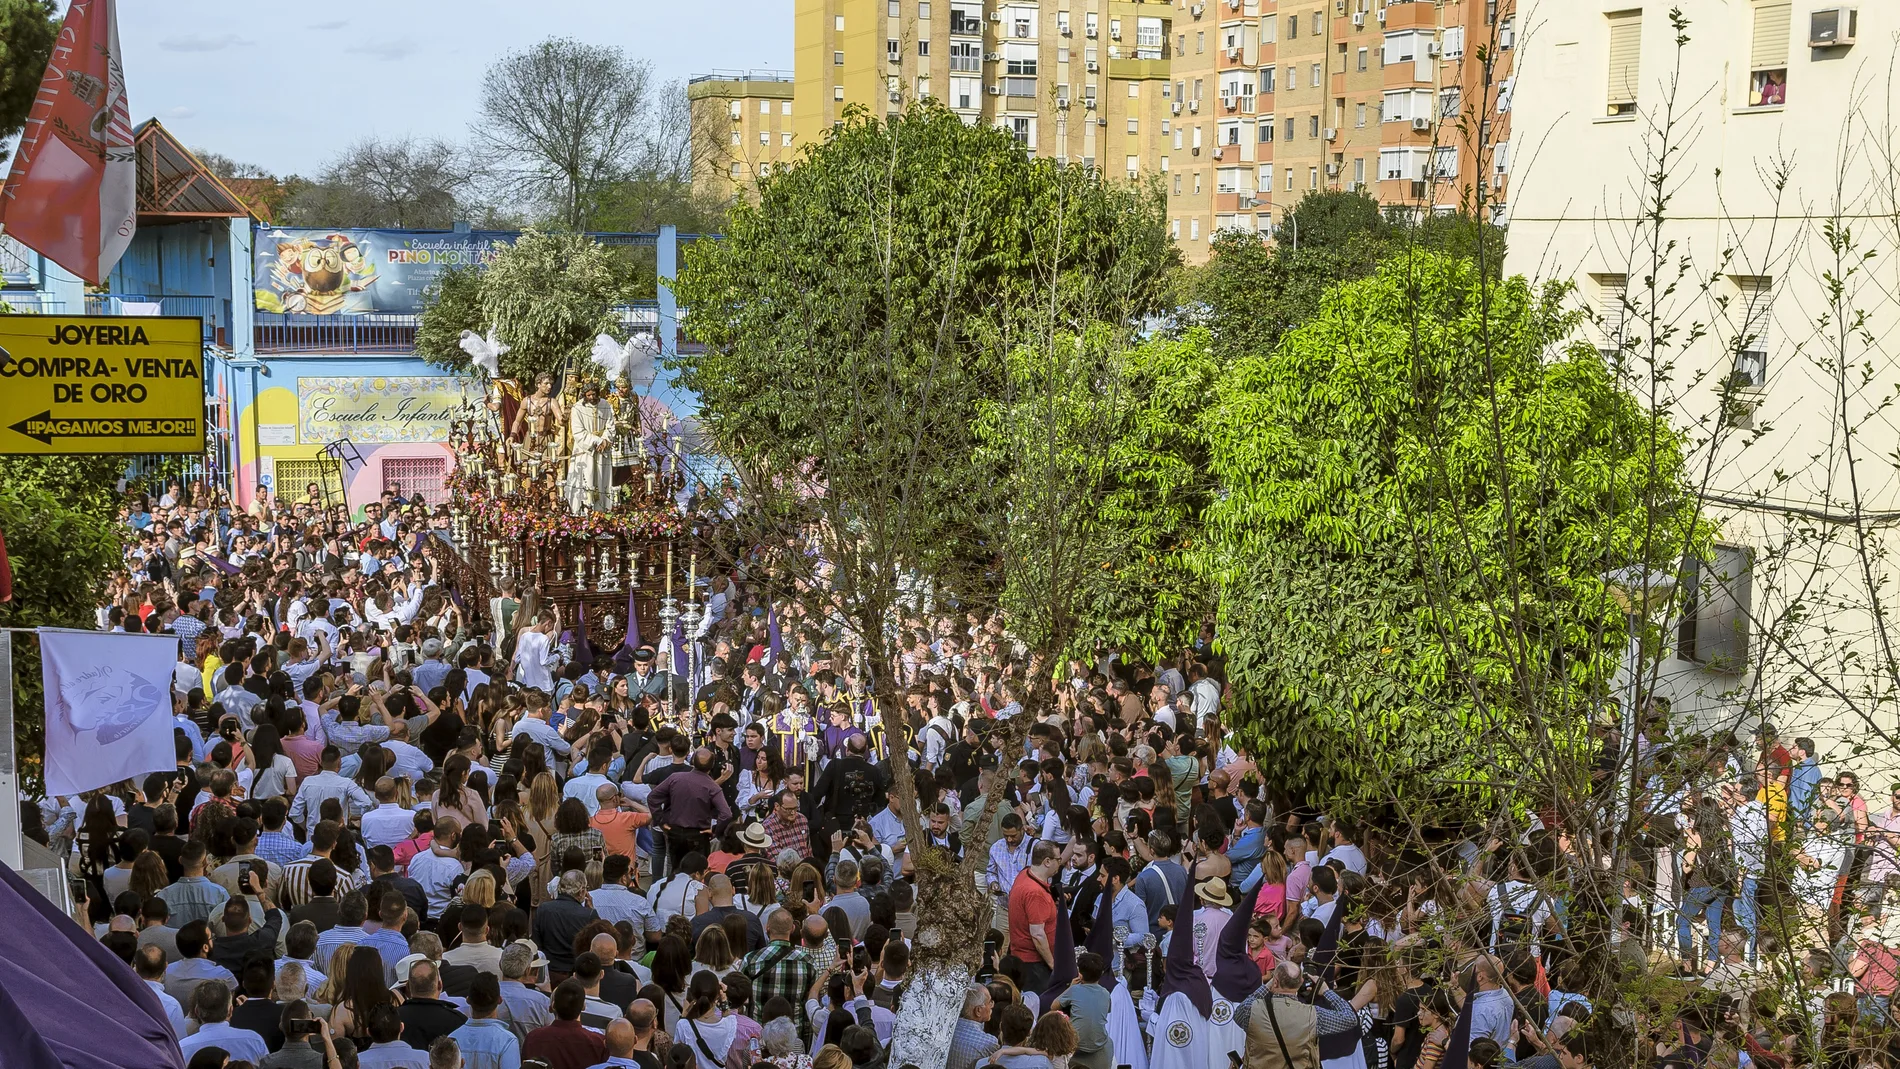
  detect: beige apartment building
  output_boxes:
[779,0,1514,259]
[1504,2,1888,767]
[687,71,799,203]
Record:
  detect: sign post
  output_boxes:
[0,316,206,455]
[0,631,20,870]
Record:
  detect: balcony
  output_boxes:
[255,303,665,355]
[85,294,226,346]
[1109,56,1172,80]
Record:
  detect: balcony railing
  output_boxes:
[84,294,225,345]
[256,302,665,355]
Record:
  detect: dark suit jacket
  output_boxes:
[290,896,340,933]
[600,964,641,1013]
[209,908,285,974]
[398,996,468,1051]
[531,895,599,973]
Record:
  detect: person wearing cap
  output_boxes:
[1192,876,1235,980]
[626,645,672,702]
[413,638,452,695]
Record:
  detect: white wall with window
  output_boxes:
[1429,145,1458,178]
[1381,30,1433,80]
[1379,146,1429,180]
[1005,5,1037,38]
[1137,16,1165,58]
[1220,74,1255,109]
[1216,166,1252,194]
[951,1,983,34]
[951,76,979,109]
[1381,88,1433,123]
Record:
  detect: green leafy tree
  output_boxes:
[0,456,126,792]
[415,229,647,383]
[0,0,57,167]
[1199,253,1705,817]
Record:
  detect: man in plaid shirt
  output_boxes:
[763,789,811,861]
[739,909,818,1038]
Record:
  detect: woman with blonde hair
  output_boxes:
[312,942,358,1010]
[524,771,561,904]
[691,924,735,978]
[811,1045,852,1069]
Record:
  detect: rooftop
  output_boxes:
[689,69,794,85]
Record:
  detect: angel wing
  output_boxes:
[591,332,631,380]
[458,326,510,377]
[626,332,661,385]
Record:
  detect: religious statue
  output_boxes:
[566,381,616,513]
[512,372,564,452]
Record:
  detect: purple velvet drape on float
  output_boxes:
[0,860,184,1069]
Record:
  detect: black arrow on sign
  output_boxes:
[9,410,129,445]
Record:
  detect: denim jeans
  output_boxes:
[1677,884,1723,962]
[1734,876,1760,958]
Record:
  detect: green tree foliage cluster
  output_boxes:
[415,229,649,384]
[0,457,126,792]
[0,0,57,167]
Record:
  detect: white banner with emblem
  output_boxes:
[40,629,178,797]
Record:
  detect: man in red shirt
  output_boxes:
[1007,841,1065,994]
[523,980,608,1069]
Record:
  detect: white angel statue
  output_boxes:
[458,326,510,377]
[590,331,661,387]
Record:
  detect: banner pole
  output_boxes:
[0,630,21,870]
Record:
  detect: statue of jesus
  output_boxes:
[566,381,615,513]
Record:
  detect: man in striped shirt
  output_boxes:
[280,820,359,908]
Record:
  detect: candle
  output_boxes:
[645,470,656,496]
[688,553,696,592]
[666,544,674,599]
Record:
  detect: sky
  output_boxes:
[107,0,794,176]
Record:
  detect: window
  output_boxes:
[729,101,742,119]
[886,40,898,61]
[836,14,845,30]
[1197,31,1205,53]
[1137,17,1164,54]
[917,76,931,97]
[1749,1,1790,106]
[782,101,792,115]
[918,39,930,56]
[382,457,447,506]
[1287,14,1297,39]
[1285,116,1296,140]
[1309,166,1318,189]
[1379,146,1429,179]
[1440,86,1462,119]
[1193,172,1201,193]
[1194,78,1204,99]
[1353,156,1365,185]
[1129,118,1140,133]
[1336,43,1348,73]
[1130,82,1141,98]
[1261,164,1273,189]
[760,100,771,115]
[950,42,980,71]
[1114,19,1125,41]
[1161,155,1170,172]
[1356,102,1367,126]
[759,162,771,177]
[1429,145,1458,177]
[1179,33,1187,54]
[1312,63,1321,86]
[1004,76,1037,95]
[1678,544,1754,671]
[759,130,770,145]
[1190,218,1200,240]
[1383,31,1425,65]
[1010,116,1032,144]
[1593,273,1629,352]
[834,85,845,100]
[952,3,983,34]
[1005,44,1037,75]
[1174,128,1184,149]
[1127,155,1140,179]
[1286,168,1294,191]
[1382,88,1433,122]
[1309,114,1320,137]
[1014,14,1032,37]
[1357,47,1368,71]
[1287,65,1297,91]
[1192,125,1204,149]
[1085,12,1097,36]
[952,75,978,107]
[730,130,741,146]
[729,162,743,178]
[1162,119,1170,134]
[1225,122,1241,145]
[1174,174,1182,195]
[1259,119,1274,141]
[1260,66,1276,93]
[889,0,900,14]
[1498,78,1514,113]
[1216,166,1245,193]
[1731,276,1773,387]
[1312,11,1322,35]
[1443,26,1465,59]
[1606,10,1643,115]
[782,131,794,145]
[918,2,929,18]
[1171,218,1181,238]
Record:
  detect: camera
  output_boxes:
[286,1019,322,1038]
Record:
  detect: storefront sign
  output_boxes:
[0,316,205,455]
[254,228,518,315]
[297,376,473,444]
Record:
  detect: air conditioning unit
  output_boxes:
[1352,12,1365,27]
[1191,146,1201,155]
[1085,97,1097,108]
[889,91,902,102]
[1377,8,1386,23]
[1426,41,1441,56]
[1810,6,1858,47]
[1086,59,1099,71]
[1110,28,1121,39]
[988,10,1002,21]
[1056,97,1071,109]
[1188,99,1200,112]
[987,84,1002,94]
[1172,101,1182,114]
[1411,116,1431,131]
[1086,27,1098,37]
[1325,162,1340,176]
[1241,196,1259,207]
[1228,0,1241,9]
[1096,117,1108,126]
[1221,95,1235,109]
[1324,126,1338,140]
[1334,0,1346,12]
[1191,2,1204,15]
[1061,25,1072,35]
[984,51,1002,61]
[1226,46,1242,59]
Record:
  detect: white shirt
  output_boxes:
[590,883,654,931]
[1321,843,1367,874]
[408,845,467,916]
[564,773,613,816]
[510,716,572,770]
[647,872,704,931]
[146,978,188,1039]
[181,1022,269,1064]
[360,802,418,848]
[381,738,434,783]
[512,630,557,691]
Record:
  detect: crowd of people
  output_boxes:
[25,477,1900,1069]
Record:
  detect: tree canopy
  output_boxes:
[0,0,57,167]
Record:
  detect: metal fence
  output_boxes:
[254,313,421,353]
[83,294,224,345]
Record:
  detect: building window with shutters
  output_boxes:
[1678,545,1754,672]
[1749,1,1789,105]
[1592,273,1629,357]
[1730,276,1773,388]
[1605,10,1642,116]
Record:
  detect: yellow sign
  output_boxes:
[0,316,205,455]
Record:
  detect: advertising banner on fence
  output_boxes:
[253,227,519,315]
[298,375,476,444]
[40,629,178,797]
